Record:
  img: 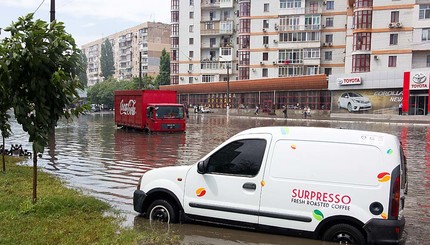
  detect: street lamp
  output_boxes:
[219,56,230,116]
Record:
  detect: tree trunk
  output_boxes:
[32,151,38,204]
[2,136,5,172]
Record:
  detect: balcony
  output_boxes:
[279,7,305,16]
[279,24,321,31]
[220,0,233,8]
[201,0,220,9]
[201,42,220,49]
[201,61,232,74]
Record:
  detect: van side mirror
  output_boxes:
[197,160,208,174]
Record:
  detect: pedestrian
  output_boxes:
[282,105,287,118]
[307,106,311,118]
[398,102,403,115]
[185,106,189,118]
[255,105,259,115]
[303,106,307,119]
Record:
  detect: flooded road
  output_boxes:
[7,112,429,245]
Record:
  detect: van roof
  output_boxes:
[235,126,398,147]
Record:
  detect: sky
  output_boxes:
[0,0,171,47]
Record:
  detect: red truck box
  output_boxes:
[114,90,186,132]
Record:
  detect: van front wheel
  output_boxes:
[147,199,178,223]
[322,224,366,245]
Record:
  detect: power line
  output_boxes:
[33,0,46,15]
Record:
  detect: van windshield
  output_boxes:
[156,106,184,119]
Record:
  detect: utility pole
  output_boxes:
[139,51,142,89]
[50,0,55,23]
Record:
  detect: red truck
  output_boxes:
[114,90,186,133]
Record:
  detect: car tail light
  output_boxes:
[390,176,400,219]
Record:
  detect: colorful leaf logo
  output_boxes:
[313,209,324,221]
[381,213,387,219]
[260,180,266,187]
[386,149,393,155]
[377,172,391,182]
[196,188,206,197]
[281,127,289,135]
[291,144,297,150]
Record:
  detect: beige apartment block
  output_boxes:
[82,22,170,86]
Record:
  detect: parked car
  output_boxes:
[199,107,212,113]
[338,92,372,112]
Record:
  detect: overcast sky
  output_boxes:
[0,0,170,46]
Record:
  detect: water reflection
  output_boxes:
[6,112,429,245]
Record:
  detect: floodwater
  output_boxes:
[7,112,430,245]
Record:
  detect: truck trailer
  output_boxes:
[114,90,186,133]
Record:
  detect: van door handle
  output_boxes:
[243,182,256,190]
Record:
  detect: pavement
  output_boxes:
[204,110,430,126]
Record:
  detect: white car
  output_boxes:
[338,92,372,112]
[199,107,211,113]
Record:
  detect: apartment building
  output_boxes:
[169,0,430,115]
[82,22,170,86]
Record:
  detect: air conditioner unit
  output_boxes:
[322,43,327,47]
[389,23,395,28]
[194,77,198,80]
[180,77,184,80]
[322,24,326,28]
[273,61,277,65]
[273,39,278,43]
[274,24,279,31]
[396,22,403,28]
[262,28,267,32]
[328,42,333,46]
[260,61,264,65]
[322,1,326,5]
[264,44,269,48]
[187,70,192,73]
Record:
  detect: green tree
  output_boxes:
[156,48,170,86]
[78,52,88,87]
[100,38,115,79]
[0,14,87,203]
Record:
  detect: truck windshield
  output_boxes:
[156,106,184,119]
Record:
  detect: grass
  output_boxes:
[0,156,180,245]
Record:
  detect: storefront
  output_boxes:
[402,70,430,115]
[329,71,404,115]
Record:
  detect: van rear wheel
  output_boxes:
[322,223,366,245]
[147,199,178,223]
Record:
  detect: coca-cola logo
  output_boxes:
[120,99,136,115]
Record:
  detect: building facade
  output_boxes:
[82,22,170,86]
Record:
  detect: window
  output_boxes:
[210,38,216,47]
[325,34,333,43]
[202,75,215,83]
[190,0,194,6]
[390,34,398,45]
[189,38,194,45]
[262,68,268,77]
[189,64,193,71]
[388,56,397,67]
[264,3,269,12]
[263,36,269,45]
[422,28,430,41]
[206,139,267,176]
[263,20,269,28]
[324,68,332,76]
[427,55,430,67]
[353,10,372,29]
[263,52,268,61]
[325,17,334,27]
[189,77,193,84]
[352,54,370,73]
[189,51,194,58]
[325,51,332,61]
[326,1,334,10]
[189,12,194,19]
[189,25,194,33]
[391,11,399,23]
[353,32,371,51]
[419,5,430,19]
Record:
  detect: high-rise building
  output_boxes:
[82,22,170,86]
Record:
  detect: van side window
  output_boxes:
[207,139,266,177]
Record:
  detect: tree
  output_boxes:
[78,52,88,87]
[156,48,170,86]
[0,14,87,203]
[100,38,115,79]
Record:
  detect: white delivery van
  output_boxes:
[133,127,407,244]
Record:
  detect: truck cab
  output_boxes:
[146,104,186,133]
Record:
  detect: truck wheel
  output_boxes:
[147,199,178,223]
[322,224,366,245]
